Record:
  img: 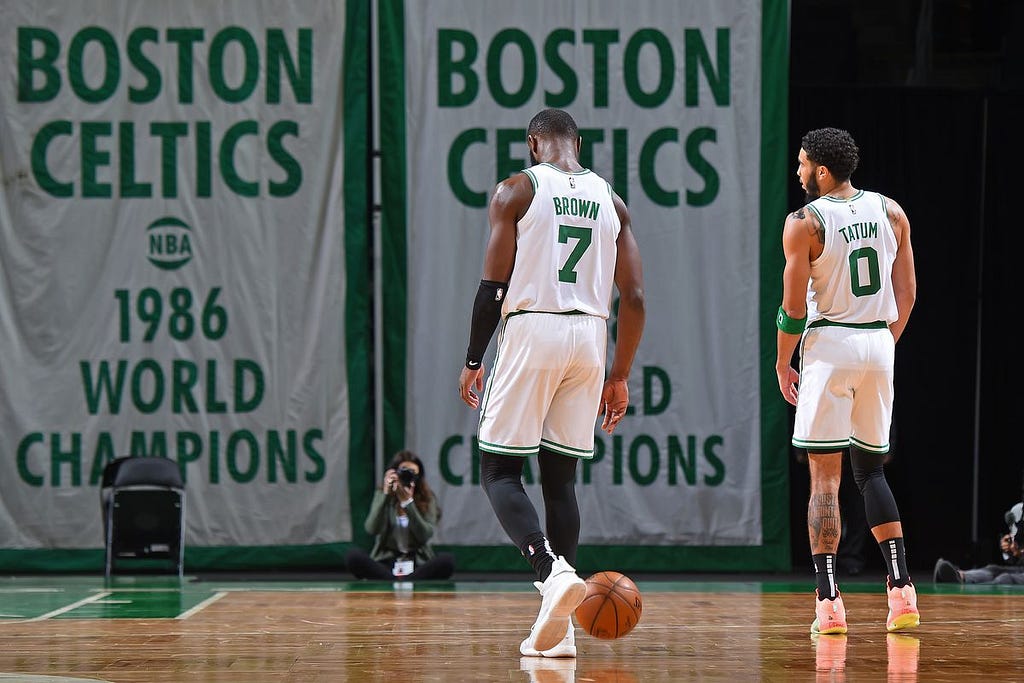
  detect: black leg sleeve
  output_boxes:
[850,446,901,528]
[480,452,544,552]
[538,447,581,566]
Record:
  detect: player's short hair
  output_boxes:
[528,108,579,141]
[801,127,860,182]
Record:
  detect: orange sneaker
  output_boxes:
[811,591,848,634]
[886,581,920,632]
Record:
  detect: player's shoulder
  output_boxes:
[490,169,535,209]
[782,204,824,245]
[493,168,534,193]
[877,192,904,209]
[786,203,818,227]
[874,191,909,223]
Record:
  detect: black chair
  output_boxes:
[101,456,186,579]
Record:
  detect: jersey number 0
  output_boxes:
[849,246,882,297]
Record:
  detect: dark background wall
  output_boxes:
[787,0,1024,573]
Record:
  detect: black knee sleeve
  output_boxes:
[480,450,525,498]
[850,446,900,527]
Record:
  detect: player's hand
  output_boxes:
[459,365,485,409]
[777,365,799,406]
[600,378,629,434]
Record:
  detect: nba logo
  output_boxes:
[569,177,575,189]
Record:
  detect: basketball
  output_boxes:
[574,571,643,639]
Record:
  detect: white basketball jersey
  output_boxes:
[804,190,899,325]
[505,163,620,318]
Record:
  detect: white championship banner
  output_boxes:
[0,0,370,567]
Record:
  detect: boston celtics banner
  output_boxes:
[0,0,371,569]
[379,0,790,570]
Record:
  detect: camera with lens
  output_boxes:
[397,466,419,486]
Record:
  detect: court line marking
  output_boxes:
[93,587,185,593]
[18,591,113,623]
[206,586,352,592]
[176,591,227,620]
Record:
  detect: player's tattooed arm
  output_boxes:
[790,206,825,246]
[883,195,908,227]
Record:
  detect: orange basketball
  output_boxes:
[574,571,642,639]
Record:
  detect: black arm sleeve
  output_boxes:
[465,280,507,367]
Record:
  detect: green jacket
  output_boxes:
[363,490,439,566]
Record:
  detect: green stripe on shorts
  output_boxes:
[850,436,889,453]
[540,439,594,459]
[478,440,539,457]
[792,437,849,450]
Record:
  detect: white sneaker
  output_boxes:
[520,556,586,654]
[521,621,576,657]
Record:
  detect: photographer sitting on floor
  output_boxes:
[934,502,1024,585]
[345,450,455,581]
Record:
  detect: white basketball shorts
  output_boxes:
[478,311,607,459]
[792,324,895,453]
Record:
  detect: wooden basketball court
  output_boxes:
[0,575,1018,681]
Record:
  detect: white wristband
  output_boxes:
[400,498,414,508]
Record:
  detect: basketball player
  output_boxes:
[457,109,645,658]
[775,127,920,634]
